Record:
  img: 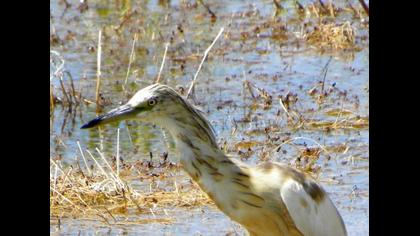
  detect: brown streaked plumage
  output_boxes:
[81,83,347,236]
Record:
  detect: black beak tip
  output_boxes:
[80,118,101,129]
[80,123,90,129]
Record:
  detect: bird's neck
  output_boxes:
[172,126,230,182]
[166,121,251,212]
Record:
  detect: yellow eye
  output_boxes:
[148,99,157,106]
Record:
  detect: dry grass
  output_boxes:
[50,144,212,224]
[305,21,358,50]
[304,116,368,130]
[50,51,92,113]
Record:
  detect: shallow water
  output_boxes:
[51,0,369,235]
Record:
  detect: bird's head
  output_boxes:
[81,84,184,128]
[81,84,216,145]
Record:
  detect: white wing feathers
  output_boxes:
[280,178,347,236]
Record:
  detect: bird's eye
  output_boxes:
[148,98,157,106]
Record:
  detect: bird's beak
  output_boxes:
[81,105,137,129]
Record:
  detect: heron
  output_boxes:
[81,83,347,236]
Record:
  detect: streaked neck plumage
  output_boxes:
[158,111,251,216]
[163,114,229,179]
